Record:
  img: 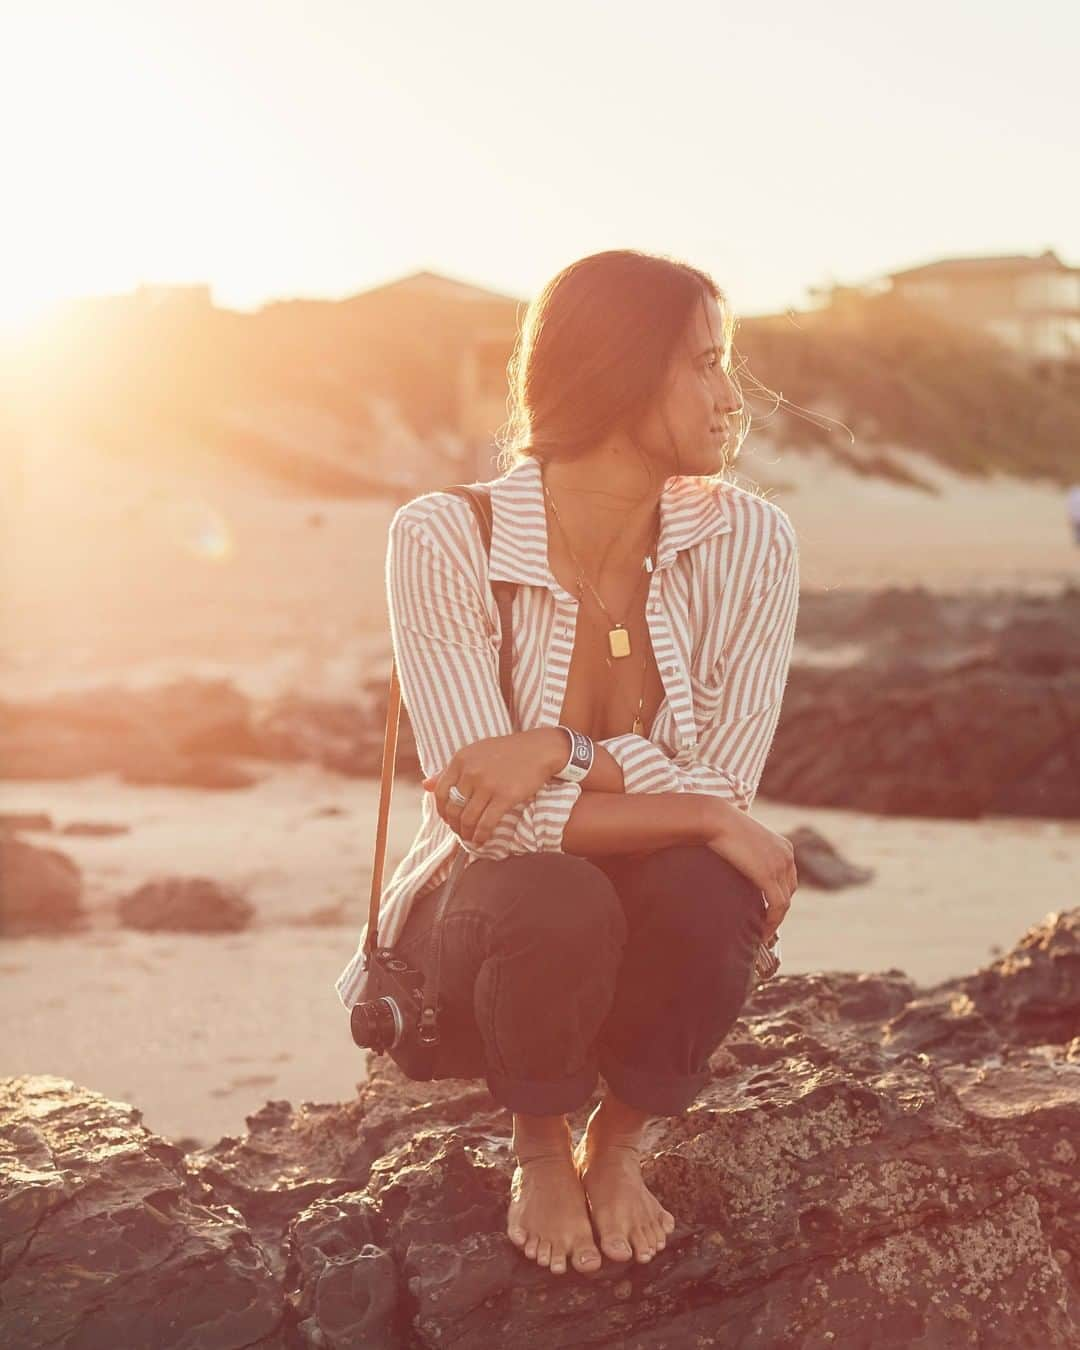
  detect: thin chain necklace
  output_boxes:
[544,482,657,660]
[543,478,658,737]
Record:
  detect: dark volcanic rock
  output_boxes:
[787,824,875,887]
[0,679,261,788]
[59,820,131,836]
[251,694,389,776]
[0,1076,283,1349]
[0,812,53,835]
[0,835,85,934]
[764,663,1080,819]
[2,910,1078,1347]
[771,584,1080,819]
[118,876,255,933]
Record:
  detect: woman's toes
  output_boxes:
[632,1228,655,1261]
[524,1235,539,1259]
[600,1234,633,1262]
[550,1248,567,1274]
[507,1226,526,1247]
[536,1238,552,1267]
[661,1209,676,1233]
[572,1244,603,1272]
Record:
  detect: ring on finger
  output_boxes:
[448,784,469,809]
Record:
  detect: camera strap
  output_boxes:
[363,481,516,1046]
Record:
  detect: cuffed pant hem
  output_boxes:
[485,1064,599,1116]
[598,1051,708,1117]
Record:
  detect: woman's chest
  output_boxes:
[558,601,666,740]
[543,551,667,742]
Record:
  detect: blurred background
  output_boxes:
[1,0,1077,1147]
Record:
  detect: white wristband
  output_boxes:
[553,725,594,782]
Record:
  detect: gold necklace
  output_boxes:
[544,483,657,660]
[573,590,654,736]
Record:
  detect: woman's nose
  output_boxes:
[716,389,742,416]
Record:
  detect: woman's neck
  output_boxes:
[539,452,664,578]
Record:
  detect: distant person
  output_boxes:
[1068,484,1080,546]
[336,250,800,1279]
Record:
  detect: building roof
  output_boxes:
[888,249,1076,281]
[350,269,522,306]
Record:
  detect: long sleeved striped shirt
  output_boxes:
[335,453,799,1010]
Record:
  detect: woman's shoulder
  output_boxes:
[391,486,489,548]
[710,478,798,558]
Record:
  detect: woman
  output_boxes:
[335,249,800,1279]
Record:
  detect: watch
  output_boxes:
[553,725,594,782]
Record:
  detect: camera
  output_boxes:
[349,947,443,1081]
[349,946,484,1082]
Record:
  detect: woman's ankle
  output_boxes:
[511,1111,572,1162]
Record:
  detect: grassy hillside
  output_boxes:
[736,290,1080,484]
[10,285,1079,494]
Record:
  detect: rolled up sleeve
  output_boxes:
[388,508,581,861]
[597,521,800,812]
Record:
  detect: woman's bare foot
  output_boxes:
[572,1123,676,1265]
[506,1118,604,1276]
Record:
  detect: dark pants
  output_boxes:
[392,844,766,1118]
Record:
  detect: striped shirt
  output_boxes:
[335,453,799,1009]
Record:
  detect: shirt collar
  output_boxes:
[487,454,732,587]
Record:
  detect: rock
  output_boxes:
[251,691,420,778]
[787,825,875,887]
[0,812,53,835]
[59,820,131,836]
[2,910,1078,1346]
[0,679,261,787]
[121,754,259,789]
[0,836,85,934]
[0,1076,282,1349]
[764,664,1080,818]
[118,876,254,933]
[995,614,1080,678]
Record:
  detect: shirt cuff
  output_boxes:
[459,778,583,860]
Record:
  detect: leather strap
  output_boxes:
[361,481,516,1044]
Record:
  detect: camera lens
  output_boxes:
[350,997,403,1052]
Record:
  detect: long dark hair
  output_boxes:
[496,249,752,484]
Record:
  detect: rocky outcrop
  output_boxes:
[0,835,85,934]
[764,586,1080,819]
[2,909,1078,1348]
[118,876,255,933]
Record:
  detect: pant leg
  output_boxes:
[393,850,628,1116]
[588,843,766,1117]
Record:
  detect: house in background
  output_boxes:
[343,270,524,481]
[885,249,1080,367]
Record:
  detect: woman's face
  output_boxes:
[635,290,743,477]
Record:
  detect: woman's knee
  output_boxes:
[496,851,627,948]
[635,844,765,943]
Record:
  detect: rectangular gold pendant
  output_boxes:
[608,627,632,659]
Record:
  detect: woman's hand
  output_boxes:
[422,729,566,849]
[701,800,797,946]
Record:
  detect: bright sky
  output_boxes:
[3,0,1076,332]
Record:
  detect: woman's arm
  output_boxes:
[560,790,713,856]
[388,504,584,859]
